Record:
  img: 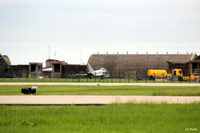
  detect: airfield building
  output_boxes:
[0,54,12,78]
[0,53,86,78]
[1,53,200,79]
[62,64,87,78]
[46,59,67,68]
[52,62,86,78]
[10,65,29,78]
[29,62,43,78]
[88,54,200,79]
[0,54,43,78]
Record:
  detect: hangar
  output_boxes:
[0,54,13,78]
[88,54,200,79]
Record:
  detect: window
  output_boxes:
[174,71,176,75]
[31,64,36,72]
[54,64,61,72]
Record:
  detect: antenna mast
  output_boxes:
[54,50,56,59]
[48,45,51,59]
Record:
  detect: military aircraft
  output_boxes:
[75,63,109,79]
[87,63,110,79]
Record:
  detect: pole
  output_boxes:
[163,73,164,83]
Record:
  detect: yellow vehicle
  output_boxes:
[172,69,183,77]
[148,69,168,80]
[148,69,199,81]
[172,69,184,81]
[173,69,199,81]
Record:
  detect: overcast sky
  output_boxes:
[0,0,200,65]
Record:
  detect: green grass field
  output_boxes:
[0,78,199,83]
[0,85,200,96]
[0,103,199,133]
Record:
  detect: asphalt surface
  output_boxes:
[0,82,200,86]
[0,95,200,105]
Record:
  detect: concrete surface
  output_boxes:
[0,82,200,86]
[0,95,200,105]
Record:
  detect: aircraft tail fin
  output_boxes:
[87,63,94,73]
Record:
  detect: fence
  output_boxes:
[0,72,199,83]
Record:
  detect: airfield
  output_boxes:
[0,81,200,133]
[1,0,200,131]
[0,82,200,105]
[1,71,200,132]
[0,79,200,133]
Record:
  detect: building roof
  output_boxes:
[167,60,190,64]
[2,55,11,65]
[46,59,59,61]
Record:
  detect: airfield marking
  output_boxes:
[0,95,200,105]
[0,82,200,86]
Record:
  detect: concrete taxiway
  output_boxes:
[0,82,200,86]
[0,95,200,105]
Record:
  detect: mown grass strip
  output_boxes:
[0,85,200,96]
[0,103,199,133]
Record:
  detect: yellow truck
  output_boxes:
[148,70,168,80]
[173,69,199,81]
[148,69,199,81]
